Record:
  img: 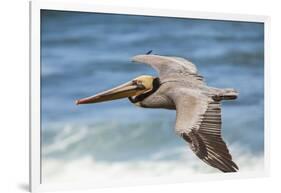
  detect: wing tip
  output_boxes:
[131,54,159,63]
[204,157,239,173]
[131,54,144,62]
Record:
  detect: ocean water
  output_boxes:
[41,10,264,183]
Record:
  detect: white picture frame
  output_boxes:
[30,0,270,192]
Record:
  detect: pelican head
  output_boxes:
[76,75,157,105]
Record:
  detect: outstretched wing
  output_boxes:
[169,88,238,172]
[131,54,204,84]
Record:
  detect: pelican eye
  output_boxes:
[133,80,145,89]
[133,80,141,85]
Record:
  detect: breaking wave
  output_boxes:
[42,144,264,183]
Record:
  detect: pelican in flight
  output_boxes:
[76,54,239,172]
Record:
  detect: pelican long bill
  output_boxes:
[75,80,145,105]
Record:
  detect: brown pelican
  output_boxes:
[76,54,239,172]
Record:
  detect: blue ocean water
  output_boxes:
[41,10,264,182]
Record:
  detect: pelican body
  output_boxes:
[76,54,239,172]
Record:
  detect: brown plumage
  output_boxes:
[76,54,239,172]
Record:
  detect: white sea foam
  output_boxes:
[42,144,264,184]
[43,125,88,155]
